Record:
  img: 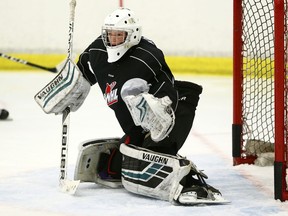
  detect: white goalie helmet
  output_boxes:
[102,8,142,63]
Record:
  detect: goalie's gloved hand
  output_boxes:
[120,78,175,141]
[34,60,91,115]
[123,93,175,142]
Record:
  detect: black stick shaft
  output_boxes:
[0,52,57,73]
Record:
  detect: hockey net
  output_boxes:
[233,0,288,201]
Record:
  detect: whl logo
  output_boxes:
[104,81,118,106]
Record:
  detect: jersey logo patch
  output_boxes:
[104,81,118,106]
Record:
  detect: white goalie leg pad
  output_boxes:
[34,59,91,114]
[74,137,122,188]
[120,144,191,202]
[123,93,175,142]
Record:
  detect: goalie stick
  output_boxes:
[0,52,58,73]
[59,107,80,194]
[58,0,80,194]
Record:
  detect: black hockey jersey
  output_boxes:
[77,36,178,145]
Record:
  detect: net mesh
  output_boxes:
[241,0,275,156]
[237,0,288,198]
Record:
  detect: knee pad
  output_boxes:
[120,144,191,202]
[74,137,122,188]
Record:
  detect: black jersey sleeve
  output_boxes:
[77,50,97,85]
[76,36,106,85]
[130,39,178,110]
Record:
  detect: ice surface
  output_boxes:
[0,72,288,215]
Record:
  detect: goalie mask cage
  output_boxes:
[233,0,288,201]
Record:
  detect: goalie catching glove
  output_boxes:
[124,93,175,142]
[121,78,175,142]
[34,59,90,114]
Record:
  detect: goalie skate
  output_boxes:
[175,159,230,205]
[177,185,230,205]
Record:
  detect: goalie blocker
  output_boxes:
[34,59,90,114]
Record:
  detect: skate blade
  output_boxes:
[178,192,230,205]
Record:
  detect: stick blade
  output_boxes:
[59,179,80,195]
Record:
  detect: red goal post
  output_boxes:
[233,0,288,201]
